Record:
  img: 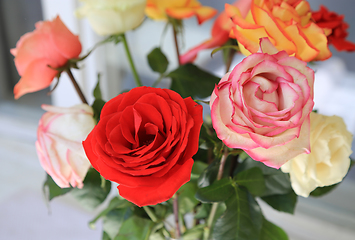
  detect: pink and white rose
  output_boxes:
[36,104,96,188]
[210,38,314,168]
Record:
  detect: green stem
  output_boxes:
[65,68,88,104]
[143,206,158,223]
[121,33,142,87]
[152,74,165,87]
[172,24,181,66]
[205,145,229,238]
[225,49,236,73]
[173,195,181,238]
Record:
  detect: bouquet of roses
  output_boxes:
[11,0,354,239]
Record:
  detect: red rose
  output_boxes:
[312,5,355,51]
[83,87,203,206]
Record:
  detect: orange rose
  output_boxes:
[145,0,217,24]
[180,0,251,64]
[226,0,332,62]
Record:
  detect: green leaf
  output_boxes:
[71,168,111,210]
[147,48,169,74]
[178,182,199,214]
[260,218,289,240]
[91,76,106,122]
[310,184,339,197]
[102,231,111,240]
[92,99,106,122]
[237,157,292,197]
[261,191,297,214]
[114,215,154,240]
[43,174,72,201]
[196,178,234,203]
[89,197,132,229]
[182,224,206,240]
[194,203,211,219]
[93,74,103,99]
[213,186,263,240]
[191,161,208,182]
[104,208,133,239]
[197,160,219,188]
[149,231,166,240]
[168,64,220,99]
[211,45,239,58]
[234,167,265,196]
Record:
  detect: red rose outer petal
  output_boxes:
[118,158,194,207]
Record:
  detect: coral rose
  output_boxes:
[11,16,82,99]
[75,0,146,36]
[281,112,353,197]
[312,5,355,52]
[145,0,217,24]
[180,0,251,64]
[83,87,203,206]
[36,104,96,188]
[210,38,314,168]
[226,0,331,62]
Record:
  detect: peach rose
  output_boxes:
[145,0,217,24]
[226,0,332,62]
[11,16,82,99]
[281,112,353,197]
[36,104,95,188]
[180,0,251,64]
[210,38,314,168]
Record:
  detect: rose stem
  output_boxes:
[172,24,181,66]
[65,68,88,104]
[173,194,181,238]
[205,145,229,239]
[143,206,171,238]
[143,206,158,222]
[121,33,143,87]
[225,49,236,73]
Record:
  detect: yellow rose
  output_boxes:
[75,0,146,36]
[226,0,332,62]
[145,0,217,24]
[281,112,353,197]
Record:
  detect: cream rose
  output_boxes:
[36,104,96,188]
[75,0,146,36]
[281,112,353,197]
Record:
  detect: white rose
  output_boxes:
[75,0,147,36]
[281,112,353,197]
[36,104,96,188]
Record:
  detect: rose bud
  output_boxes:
[36,104,95,188]
[75,0,147,35]
[11,16,82,99]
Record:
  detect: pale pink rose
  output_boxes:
[11,16,82,99]
[210,38,314,168]
[36,104,96,188]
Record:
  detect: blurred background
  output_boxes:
[0,0,355,239]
